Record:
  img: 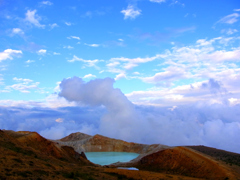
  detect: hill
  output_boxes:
[58,132,240,180]
[187,145,240,167]
[1,129,240,179]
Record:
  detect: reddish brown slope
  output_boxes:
[2,130,92,165]
[133,146,236,180]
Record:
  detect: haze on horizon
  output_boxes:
[0,0,240,154]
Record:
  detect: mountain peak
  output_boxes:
[60,132,92,142]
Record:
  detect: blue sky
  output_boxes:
[1,0,240,153]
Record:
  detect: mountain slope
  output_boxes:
[1,130,239,180]
[57,132,240,179]
[134,147,236,179]
[0,130,107,179]
[56,132,169,154]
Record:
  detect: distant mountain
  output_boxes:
[56,133,169,154]
[1,129,240,180]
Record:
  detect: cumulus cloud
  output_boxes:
[201,78,226,94]
[121,5,141,20]
[25,9,45,28]
[58,77,147,142]
[56,77,240,153]
[0,49,22,62]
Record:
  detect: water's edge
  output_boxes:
[85,152,139,166]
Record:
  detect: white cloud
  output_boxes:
[65,22,72,26]
[82,11,92,18]
[170,0,185,6]
[5,77,40,93]
[67,36,80,40]
[25,60,35,63]
[49,23,58,29]
[84,43,100,47]
[121,5,141,20]
[125,36,240,107]
[216,13,239,24]
[115,73,126,80]
[133,72,140,75]
[56,118,64,123]
[12,28,24,35]
[1,76,240,153]
[53,52,60,55]
[221,28,238,35]
[68,55,101,69]
[63,45,74,49]
[228,98,240,106]
[83,74,96,79]
[56,77,240,153]
[59,77,144,142]
[109,55,160,71]
[142,66,187,86]
[40,1,53,6]
[37,49,47,55]
[161,37,240,63]
[25,9,45,28]
[13,77,33,83]
[0,49,22,62]
[149,0,166,3]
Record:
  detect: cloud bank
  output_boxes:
[57,77,240,153]
[1,77,240,154]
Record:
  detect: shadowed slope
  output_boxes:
[187,145,240,167]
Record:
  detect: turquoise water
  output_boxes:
[85,152,139,166]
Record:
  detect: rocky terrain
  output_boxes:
[1,129,240,179]
[55,132,169,154]
[56,132,240,180]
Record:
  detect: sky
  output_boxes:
[1,0,240,153]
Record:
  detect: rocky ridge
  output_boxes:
[55,132,169,154]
